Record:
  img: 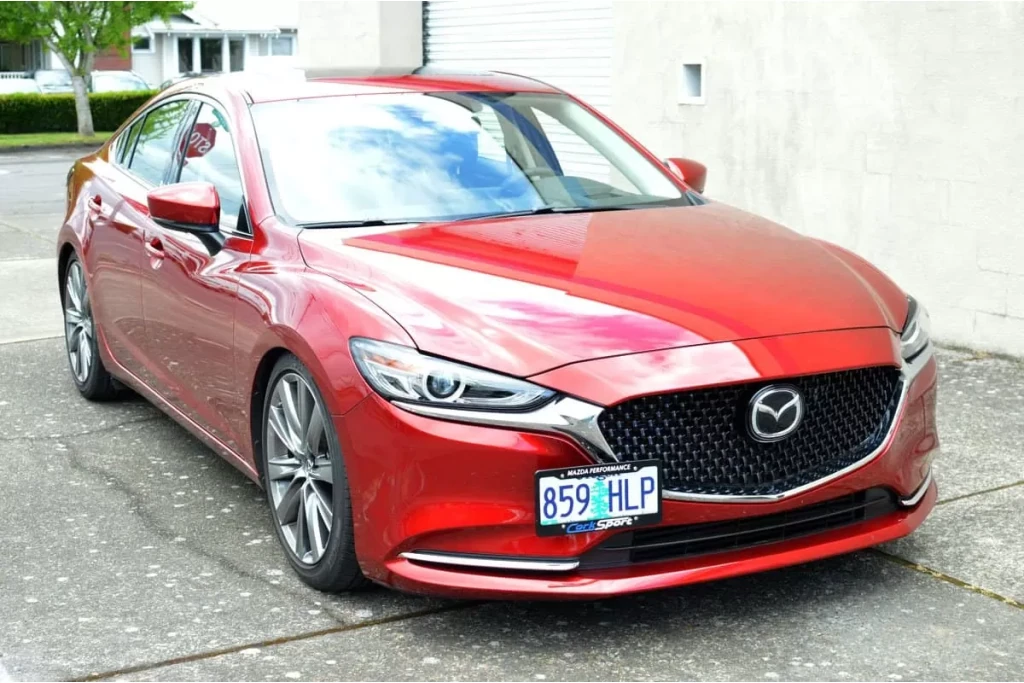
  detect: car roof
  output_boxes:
[165,67,563,104]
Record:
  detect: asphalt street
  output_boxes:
[0,149,1022,681]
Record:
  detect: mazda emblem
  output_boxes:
[748,385,805,442]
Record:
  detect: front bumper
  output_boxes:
[335,328,939,599]
[386,478,936,599]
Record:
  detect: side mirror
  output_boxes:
[664,157,707,194]
[147,182,220,234]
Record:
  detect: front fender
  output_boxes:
[235,265,414,421]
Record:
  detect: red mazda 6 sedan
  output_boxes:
[57,68,938,598]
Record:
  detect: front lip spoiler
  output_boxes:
[400,551,579,573]
[898,468,933,508]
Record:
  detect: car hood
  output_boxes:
[298,202,908,377]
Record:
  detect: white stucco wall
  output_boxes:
[298,1,422,69]
[611,1,1024,355]
[131,35,163,87]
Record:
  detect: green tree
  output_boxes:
[0,1,191,136]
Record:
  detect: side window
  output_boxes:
[179,104,244,231]
[127,100,192,186]
[114,120,142,165]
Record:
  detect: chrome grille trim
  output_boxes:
[898,468,934,508]
[655,345,933,503]
[400,551,579,572]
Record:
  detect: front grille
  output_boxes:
[578,488,898,569]
[598,366,903,497]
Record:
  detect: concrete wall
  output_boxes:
[612,1,1024,355]
[298,1,422,69]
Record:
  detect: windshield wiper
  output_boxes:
[460,205,636,221]
[297,218,416,229]
[297,204,647,229]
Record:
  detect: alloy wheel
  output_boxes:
[265,372,335,565]
[64,261,94,383]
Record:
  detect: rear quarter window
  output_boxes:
[126,100,192,186]
[114,120,143,165]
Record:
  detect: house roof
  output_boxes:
[139,0,297,36]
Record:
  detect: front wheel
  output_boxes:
[62,255,118,400]
[262,354,368,592]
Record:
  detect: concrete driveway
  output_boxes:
[0,149,1021,681]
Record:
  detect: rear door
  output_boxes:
[139,100,254,454]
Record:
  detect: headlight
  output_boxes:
[900,296,931,361]
[350,338,556,411]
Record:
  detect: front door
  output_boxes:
[140,101,253,454]
[89,99,192,380]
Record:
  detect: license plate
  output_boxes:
[535,460,662,536]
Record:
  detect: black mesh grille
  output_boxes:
[598,367,903,496]
[578,488,898,569]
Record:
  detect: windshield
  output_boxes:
[252,91,691,226]
[34,70,72,93]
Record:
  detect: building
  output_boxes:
[298,1,1024,357]
[132,1,298,86]
[0,40,47,72]
[0,0,297,86]
[0,38,131,75]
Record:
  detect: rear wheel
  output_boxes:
[63,255,118,400]
[262,354,368,592]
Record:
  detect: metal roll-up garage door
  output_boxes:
[424,0,613,179]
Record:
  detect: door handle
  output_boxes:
[145,236,165,259]
[87,194,112,219]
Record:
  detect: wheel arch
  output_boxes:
[248,345,292,484]
[239,271,415,484]
[57,241,77,305]
[244,320,374,484]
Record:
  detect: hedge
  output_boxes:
[0,90,157,135]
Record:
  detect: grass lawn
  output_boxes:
[0,131,113,149]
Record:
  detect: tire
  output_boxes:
[62,254,118,401]
[261,354,369,592]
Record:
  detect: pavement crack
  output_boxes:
[869,548,1023,610]
[67,601,481,682]
[55,432,363,620]
[936,480,1024,507]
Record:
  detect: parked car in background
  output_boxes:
[57,69,938,599]
[0,78,42,95]
[33,69,73,94]
[30,69,151,94]
[159,72,202,90]
[90,70,151,93]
